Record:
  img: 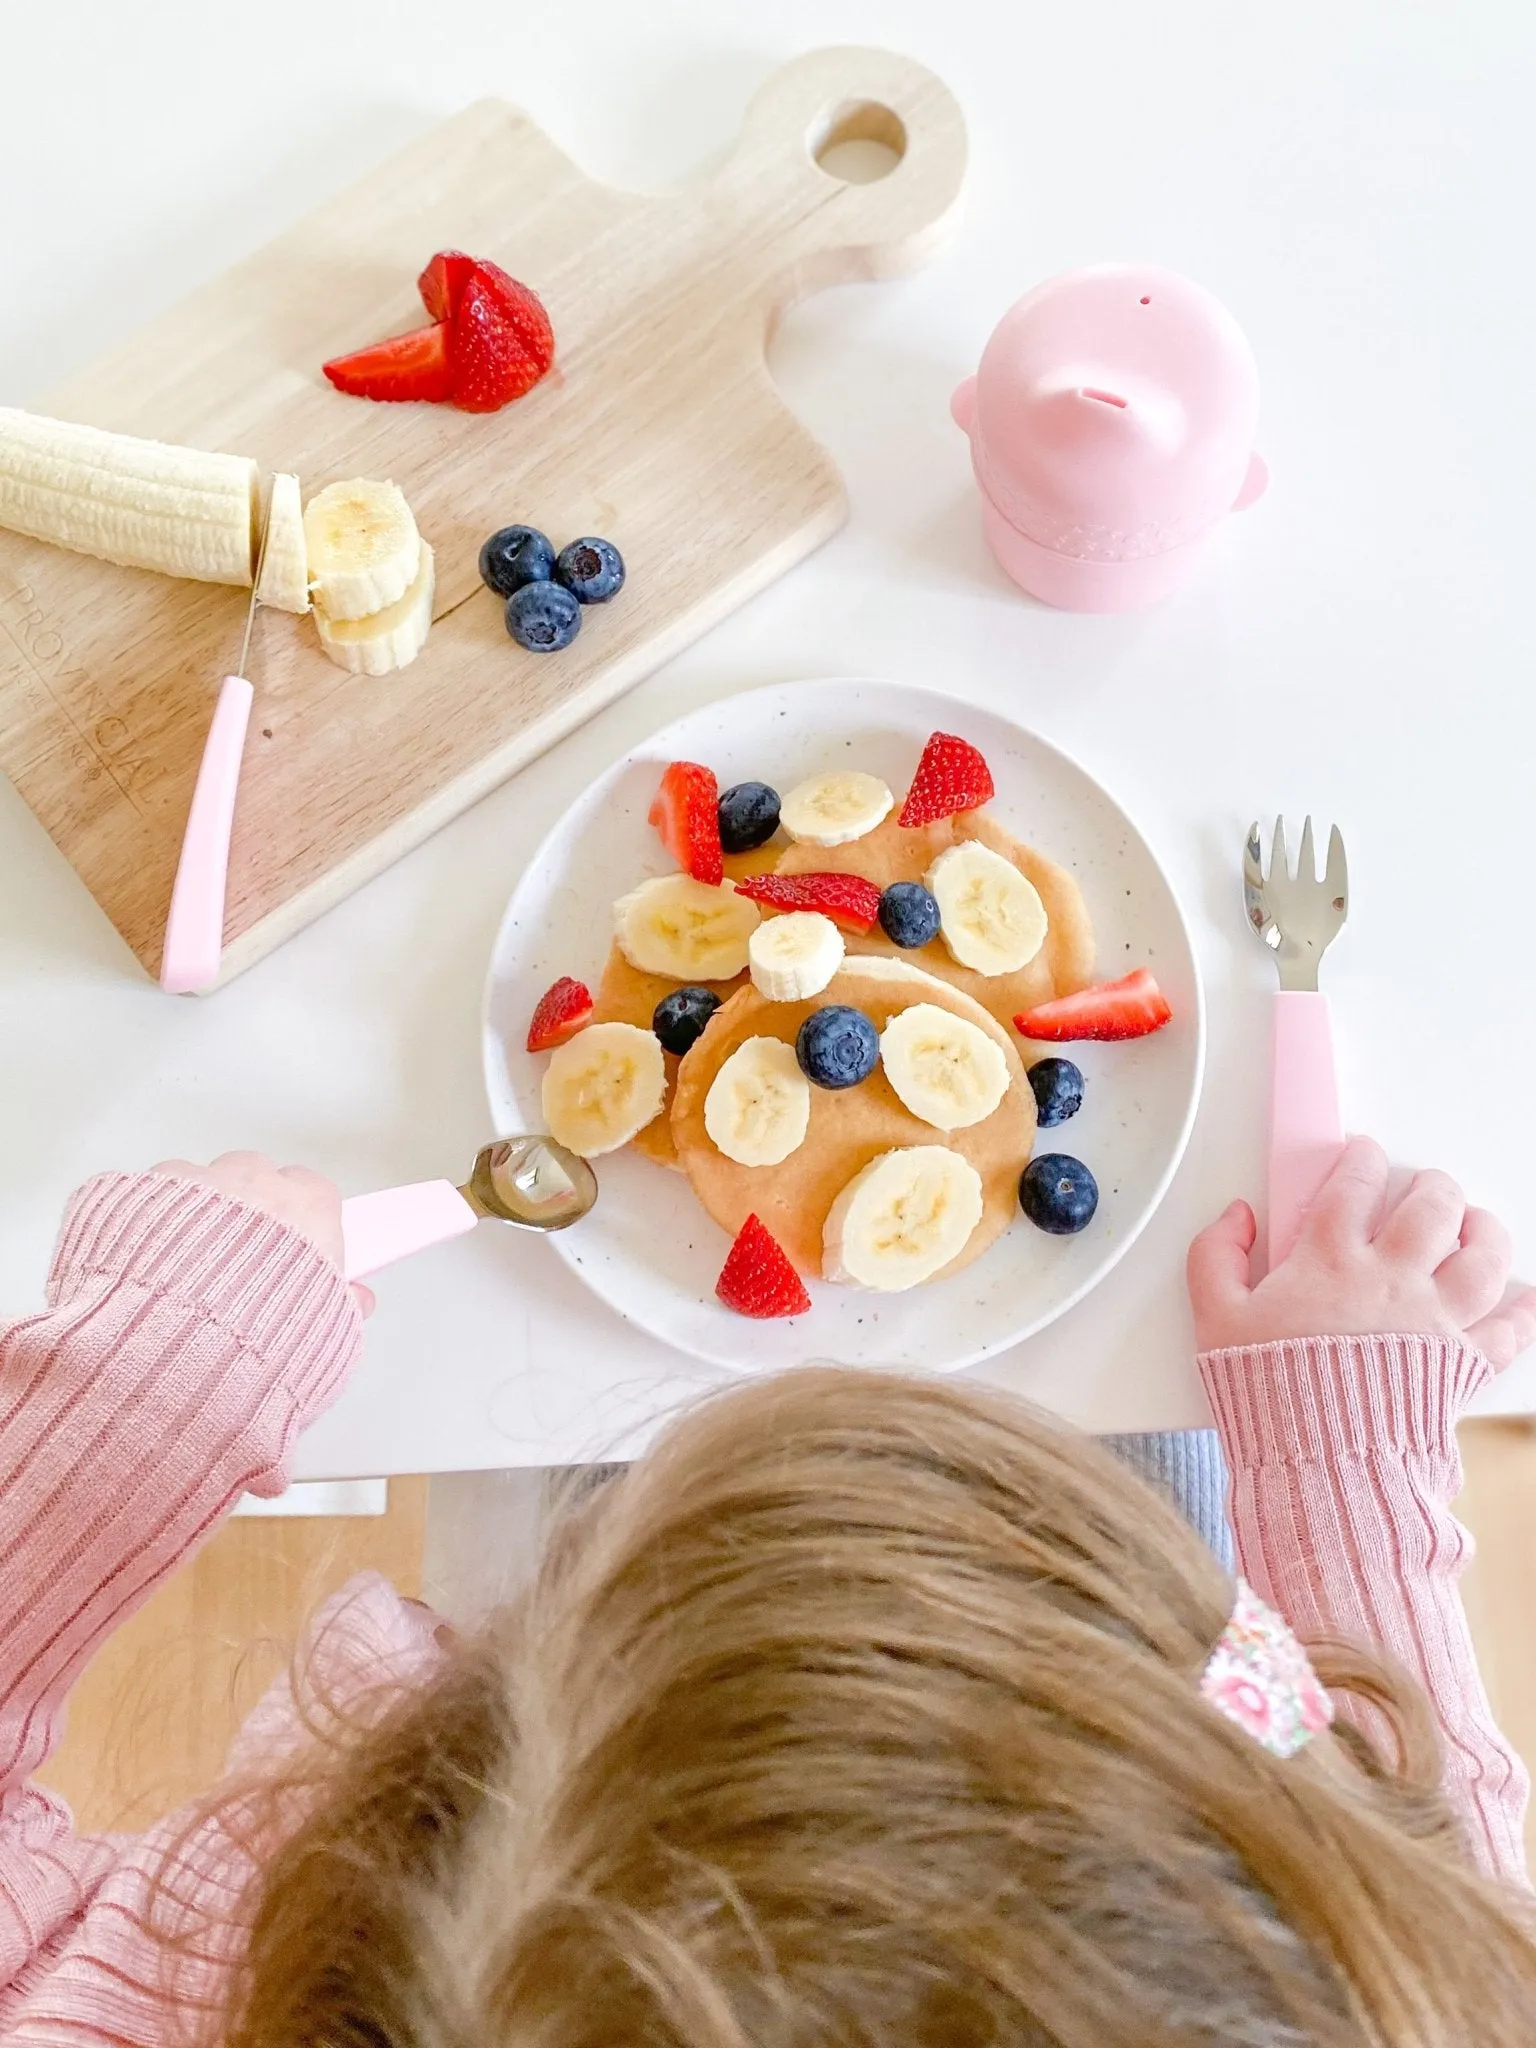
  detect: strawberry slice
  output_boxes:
[417,249,480,322]
[715,1214,811,1319]
[325,253,554,412]
[322,321,453,402]
[733,871,882,933]
[648,762,723,885]
[899,732,996,827]
[1014,969,1173,1043]
[526,976,593,1052]
[450,267,555,413]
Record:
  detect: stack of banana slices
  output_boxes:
[301,479,433,676]
[0,408,433,677]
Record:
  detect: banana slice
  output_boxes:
[779,770,894,847]
[703,1035,811,1166]
[315,542,434,676]
[255,472,310,614]
[927,841,1049,976]
[303,478,420,621]
[837,956,934,989]
[614,875,760,981]
[748,911,844,1001]
[0,405,258,584]
[879,1003,1011,1131]
[541,1021,666,1157]
[823,1145,984,1291]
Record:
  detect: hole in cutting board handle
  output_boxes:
[811,99,907,183]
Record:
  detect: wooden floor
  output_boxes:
[39,1480,428,1832]
[39,1431,1536,1861]
[1456,1418,1536,1861]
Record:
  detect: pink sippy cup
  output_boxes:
[951,264,1268,611]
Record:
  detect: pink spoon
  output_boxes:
[340,1135,597,1281]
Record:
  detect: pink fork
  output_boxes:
[1243,817,1350,1267]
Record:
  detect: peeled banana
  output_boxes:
[542,1022,666,1157]
[927,841,1049,976]
[703,1035,811,1166]
[613,875,760,981]
[822,1145,984,1291]
[748,911,844,1001]
[879,1003,1011,1131]
[779,770,893,846]
[255,472,310,614]
[303,478,420,621]
[0,405,258,584]
[315,542,435,677]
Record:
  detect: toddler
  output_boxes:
[2,1139,1534,2044]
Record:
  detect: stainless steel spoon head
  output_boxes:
[459,1135,597,1231]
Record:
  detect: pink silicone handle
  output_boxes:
[159,674,253,994]
[341,1181,479,1280]
[1267,990,1345,1268]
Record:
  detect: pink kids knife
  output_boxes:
[1244,818,1350,1267]
[159,505,270,994]
[339,1136,597,1280]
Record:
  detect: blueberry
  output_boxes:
[1027,1058,1085,1128]
[555,536,625,604]
[1018,1153,1099,1235]
[718,781,781,853]
[878,881,941,949]
[506,580,581,652]
[480,524,555,597]
[653,985,720,1056]
[795,1005,879,1090]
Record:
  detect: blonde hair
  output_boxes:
[201,1369,1536,2045]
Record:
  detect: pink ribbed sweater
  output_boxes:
[0,1175,1528,2041]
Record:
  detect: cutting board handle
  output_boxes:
[717,47,967,290]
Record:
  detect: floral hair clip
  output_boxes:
[1200,1579,1335,1759]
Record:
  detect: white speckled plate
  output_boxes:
[484,681,1203,1373]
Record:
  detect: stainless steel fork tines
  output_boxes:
[1243,816,1349,993]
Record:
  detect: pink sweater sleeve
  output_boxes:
[0,1171,364,1993]
[1199,1333,1529,1885]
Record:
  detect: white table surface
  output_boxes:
[4,1,1534,1478]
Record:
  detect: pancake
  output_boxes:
[774,810,1095,1029]
[587,840,783,1168]
[672,957,1035,1280]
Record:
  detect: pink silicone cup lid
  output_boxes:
[959,264,1263,566]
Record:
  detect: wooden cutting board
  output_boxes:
[0,48,965,986]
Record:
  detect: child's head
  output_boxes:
[215,1369,1536,2044]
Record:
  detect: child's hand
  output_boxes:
[1188,1136,1536,1367]
[150,1151,373,1317]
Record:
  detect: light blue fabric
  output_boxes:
[574,1430,1236,1570]
[1099,1429,1235,1571]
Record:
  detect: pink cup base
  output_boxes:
[977,496,1214,612]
